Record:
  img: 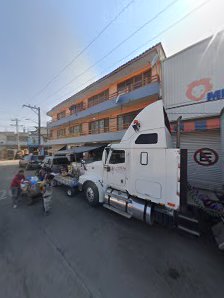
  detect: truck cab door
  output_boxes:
[104,149,127,190]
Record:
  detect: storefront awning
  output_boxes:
[48,145,66,154]
[55,145,105,155]
[171,117,220,133]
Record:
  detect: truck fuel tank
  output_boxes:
[105,188,152,225]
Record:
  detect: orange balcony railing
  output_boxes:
[49,119,136,140]
[49,75,159,123]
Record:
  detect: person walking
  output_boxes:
[41,174,53,215]
[10,169,25,208]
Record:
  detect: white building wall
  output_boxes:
[162,31,224,121]
[172,130,222,190]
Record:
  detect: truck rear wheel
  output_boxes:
[84,182,99,207]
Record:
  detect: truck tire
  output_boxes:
[84,182,99,207]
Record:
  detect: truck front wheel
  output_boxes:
[84,182,99,207]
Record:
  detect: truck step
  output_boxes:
[176,212,200,236]
[177,214,199,223]
[103,204,131,219]
[177,225,200,237]
[105,189,129,202]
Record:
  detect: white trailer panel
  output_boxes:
[162,32,224,121]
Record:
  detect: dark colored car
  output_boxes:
[19,155,44,170]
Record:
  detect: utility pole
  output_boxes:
[11,118,21,151]
[22,104,41,148]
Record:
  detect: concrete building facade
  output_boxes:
[47,43,165,153]
[0,132,29,160]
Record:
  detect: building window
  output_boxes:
[117,110,141,130]
[89,118,109,134]
[57,129,66,138]
[57,111,66,120]
[19,136,28,142]
[88,89,109,108]
[117,70,152,94]
[70,102,84,114]
[69,124,82,135]
[6,136,16,142]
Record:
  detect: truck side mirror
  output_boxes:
[102,150,107,165]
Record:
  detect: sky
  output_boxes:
[0,0,223,132]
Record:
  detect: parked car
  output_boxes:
[41,156,70,173]
[19,155,44,170]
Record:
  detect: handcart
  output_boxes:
[52,174,79,197]
[21,176,43,205]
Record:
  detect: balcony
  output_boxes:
[47,117,138,146]
[48,75,160,129]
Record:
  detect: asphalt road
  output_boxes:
[0,161,224,298]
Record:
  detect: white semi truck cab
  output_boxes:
[79,100,191,229]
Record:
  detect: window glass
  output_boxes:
[117,110,141,130]
[117,81,126,93]
[133,75,142,89]
[57,129,66,137]
[135,133,158,144]
[109,150,125,164]
[53,158,69,165]
[117,69,152,94]
[88,89,109,108]
[31,156,39,161]
[89,118,109,134]
[57,111,66,120]
[70,102,83,114]
[69,124,82,135]
[143,70,152,84]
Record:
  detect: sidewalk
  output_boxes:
[0,160,19,166]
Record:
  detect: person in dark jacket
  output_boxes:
[10,169,25,208]
[41,174,54,215]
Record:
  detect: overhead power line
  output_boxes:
[29,0,134,102]
[10,118,23,150]
[36,0,180,104]
[41,0,211,106]
[22,104,41,147]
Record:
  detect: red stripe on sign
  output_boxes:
[206,118,220,129]
[184,121,195,132]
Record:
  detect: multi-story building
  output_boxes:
[47,43,165,153]
[0,131,29,160]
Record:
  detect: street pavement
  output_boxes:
[0,162,224,298]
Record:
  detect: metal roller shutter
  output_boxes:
[172,130,222,190]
